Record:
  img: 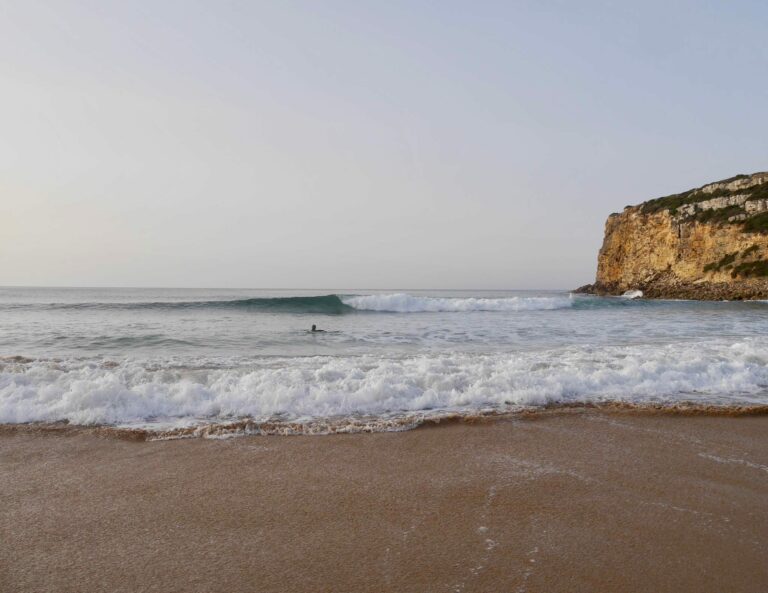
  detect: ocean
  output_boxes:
[1,287,767,435]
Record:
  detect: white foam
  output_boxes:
[1,339,767,428]
[341,293,574,312]
[621,290,644,299]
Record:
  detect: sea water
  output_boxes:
[1,287,767,434]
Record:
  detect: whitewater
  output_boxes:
[2,287,768,434]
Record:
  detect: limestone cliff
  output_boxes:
[577,172,768,299]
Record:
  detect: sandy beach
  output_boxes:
[1,411,767,593]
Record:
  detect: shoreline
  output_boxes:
[2,411,767,593]
[3,402,768,441]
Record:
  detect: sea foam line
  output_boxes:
[340,293,574,312]
[1,339,767,428]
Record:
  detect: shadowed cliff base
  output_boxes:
[2,412,767,593]
[575,273,768,300]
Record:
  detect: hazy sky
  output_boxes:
[1,1,766,289]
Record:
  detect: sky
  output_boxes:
[1,1,767,289]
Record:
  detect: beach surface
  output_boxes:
[1,412,767,593]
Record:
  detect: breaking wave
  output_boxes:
[340,293,573,312]
[1,293,577,314]
[2,339,767,431]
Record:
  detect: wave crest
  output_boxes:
[341,293,574,312]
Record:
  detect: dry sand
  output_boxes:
[1,411,767,593]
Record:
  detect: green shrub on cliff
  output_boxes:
[742,244,760,257]
[696,205,743,224]
[743,212,768,233]
[731,260,768,278]
[703,252,738,273]
[745,182,768,202]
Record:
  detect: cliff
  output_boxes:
[577,172,768,299]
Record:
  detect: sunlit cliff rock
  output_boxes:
[577,172,768,299]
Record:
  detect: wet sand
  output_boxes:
[1,412,767,593]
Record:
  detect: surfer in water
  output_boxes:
[310,324,326,333]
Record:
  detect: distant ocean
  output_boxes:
[2,287,768,436]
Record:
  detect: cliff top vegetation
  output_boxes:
[637,172,768,232]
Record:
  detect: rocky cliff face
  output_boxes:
[578,172,768,299]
